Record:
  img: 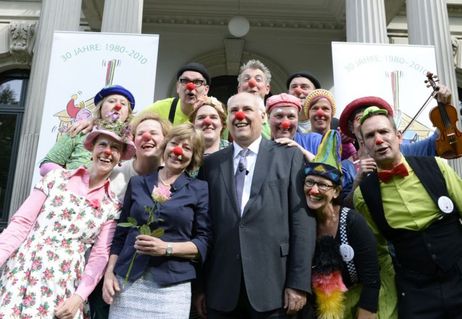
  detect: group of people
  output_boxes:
[0,58,461,319]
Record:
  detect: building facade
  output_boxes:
[1,0,461,226]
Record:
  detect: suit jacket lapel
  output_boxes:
[219,146,240,214]
[143,172,158,204]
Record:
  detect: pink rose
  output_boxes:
[152,184,172,203]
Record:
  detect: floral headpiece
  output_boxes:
[84,119,136,160]
[93,119,132,143]
[195,96,226,114]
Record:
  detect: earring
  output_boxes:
[118,162,122,167]
[90,156,93,161]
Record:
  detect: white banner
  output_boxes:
[332,42,437,133]
[33,31,159,187]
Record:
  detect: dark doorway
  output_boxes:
[208,75,238,106]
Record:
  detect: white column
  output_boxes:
[9,0,82,215]
[345,0,388,43]
[407,0,458,103]
[407,0,462,173]
[101,0,143,33]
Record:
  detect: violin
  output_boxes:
[426,72,462,159]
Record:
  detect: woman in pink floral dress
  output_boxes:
[0,122,135,319]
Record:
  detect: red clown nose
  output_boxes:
[248,78,257,88]
[172,146,183,156]
[186,82,196,91]
[375,137,384,145]
[309,186,320,195]
[113,104,122,111]
[315,109,325,117]
[235,111,246,121]
[141,132,152,141]
[280,120,291,130]
[104,149,112,156]
[202,117,212,126]
[294,88,303,96]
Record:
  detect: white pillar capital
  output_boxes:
[345,0,388,43]
[101,0,144,33]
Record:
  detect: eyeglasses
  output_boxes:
[179,78,206,87]
[304,179,335,191]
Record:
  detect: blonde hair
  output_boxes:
[95,96,134,120]
[159,123,205,172]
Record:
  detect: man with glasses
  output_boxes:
[142,62,210,125]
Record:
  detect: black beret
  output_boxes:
[176,62,211,85]
[286,71,321,90]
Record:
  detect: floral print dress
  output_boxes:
[0,169,120,319]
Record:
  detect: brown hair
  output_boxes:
[189,96,227,135]
[130,111,172,138]
[159,123,205,172]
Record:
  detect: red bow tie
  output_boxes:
[378,163,409,183]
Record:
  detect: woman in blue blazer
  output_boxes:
[103,123,211,319]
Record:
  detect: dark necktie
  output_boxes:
[378,163,409,183]
[235,149,249,213]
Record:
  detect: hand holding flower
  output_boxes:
[134,235,169,256]
[117,184,172,282]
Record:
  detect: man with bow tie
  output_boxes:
[354,106,462,318]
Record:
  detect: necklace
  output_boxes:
[158,172,170,186]
[158,169,178,186]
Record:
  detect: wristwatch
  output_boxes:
[165,243,173,257]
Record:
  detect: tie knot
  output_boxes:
[239,149,249,157]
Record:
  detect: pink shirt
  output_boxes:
[0,167,119,300]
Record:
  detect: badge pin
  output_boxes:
[438,196,454,214]
[339,244,354,262]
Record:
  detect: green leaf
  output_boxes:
[118,222,135,228]
[139,224,151,235]
[151,227,164,238]
[127,217,138,226]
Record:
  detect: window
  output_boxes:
[0,70,29,229]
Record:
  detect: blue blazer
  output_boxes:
[111,171,211,285]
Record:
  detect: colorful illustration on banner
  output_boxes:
[52,59,121,139]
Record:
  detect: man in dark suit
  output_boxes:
[197,92,316,318]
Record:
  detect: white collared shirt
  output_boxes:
[233,136,262,215]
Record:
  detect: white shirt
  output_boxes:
[109,159,138,202]
[233,136,262,215]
